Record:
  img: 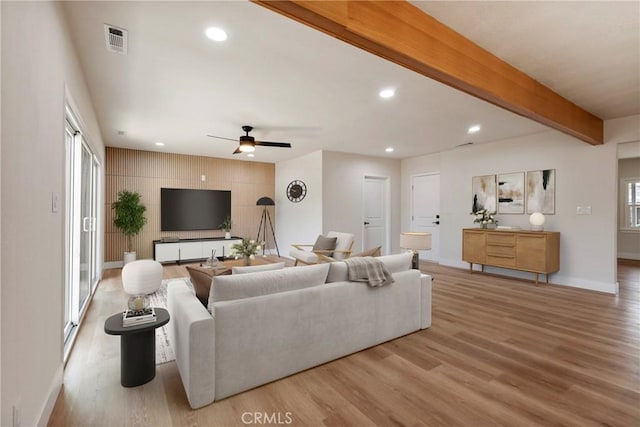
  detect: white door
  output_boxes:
[411,174,440,262]
[363,176,389,254]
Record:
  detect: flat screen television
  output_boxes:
[161,188,231,231]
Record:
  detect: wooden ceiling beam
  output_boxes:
[253,0,603,145]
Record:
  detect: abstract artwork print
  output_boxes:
[527,169,555,214]
[497,172,525,214]
[472,175,497,213]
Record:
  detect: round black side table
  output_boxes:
[104,307,170,387]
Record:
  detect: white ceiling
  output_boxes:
[62,1,639,164]
[411,1,640,120]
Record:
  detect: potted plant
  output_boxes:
[221,215,233,239]
[112,190,147,264]
[470,209,498,229]
[230,238,264,265]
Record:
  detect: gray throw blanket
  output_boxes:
[344,256,394,287]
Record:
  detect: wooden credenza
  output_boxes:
[462,228,560,284]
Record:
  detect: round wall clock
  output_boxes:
[286,180,307,203]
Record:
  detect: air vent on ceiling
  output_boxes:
[104,24,128,54]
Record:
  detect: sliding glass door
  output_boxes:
[78,142,94,312]
[64,108,101,351]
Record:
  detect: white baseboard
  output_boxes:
[439,258,477,270]
[37,364,63,426]
[103,260,123,269]
[438,258,618,294]
[618,252,640,260]
[551,275,618,294]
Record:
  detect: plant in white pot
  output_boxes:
[112,190,147,265]
[221,215,233,239]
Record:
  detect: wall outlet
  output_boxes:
[576,206,592,215]
[201,175,206,182]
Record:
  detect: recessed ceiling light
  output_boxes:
[379,88,395,99]
[467,125,481,134]
[385,147,394,153]
[154,142,165,146]
[247,153,255,158]
[205,27,227,42]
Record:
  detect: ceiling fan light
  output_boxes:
[239,142,255,152]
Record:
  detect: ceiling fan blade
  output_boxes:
[207,134,238,142]
[232,147,242,154]
[255,141,292,148]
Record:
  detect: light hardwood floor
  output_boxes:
[49,259,640,426]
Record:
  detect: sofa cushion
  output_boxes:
[377,253,413,274]
[326,252,413,283]
[326,231,355,260]
[313,235,337,257]
[326,262,348,283]
[210,263,330,305]
[231,262,285,275]
[289,248,318,264]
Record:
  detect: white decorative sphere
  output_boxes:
[529,212,545,230]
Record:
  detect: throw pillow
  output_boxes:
[185,266,214,307]
[350,246,382,258]
[231,262,286,275]
[312,235,338,257]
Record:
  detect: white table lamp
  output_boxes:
[529,212,545,231]
[400,232,432,269]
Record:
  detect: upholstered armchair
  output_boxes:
[290,231,355,266]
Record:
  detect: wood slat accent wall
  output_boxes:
[105,148,275,262]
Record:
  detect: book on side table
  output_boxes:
[122,307,157,327]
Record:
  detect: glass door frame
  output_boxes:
[64,105,102,352]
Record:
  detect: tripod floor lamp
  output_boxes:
[256,196,280,257]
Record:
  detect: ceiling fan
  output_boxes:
[207,125,292,154]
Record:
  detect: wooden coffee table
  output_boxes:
[190,256,275,277]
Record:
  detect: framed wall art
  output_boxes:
[471,175,497,213]
[497,172,525,214]
[526,169,556,214]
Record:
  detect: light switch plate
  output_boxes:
[52,192,59,213]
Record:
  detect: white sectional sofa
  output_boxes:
[167,253,432,409]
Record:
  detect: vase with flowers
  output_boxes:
[471,209,498,228]
[230,238,264,265]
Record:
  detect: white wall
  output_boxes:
[1,3,104,426]
[0,1,3,417]
[275,151,323,257]
[275,150,402,256]
[322,151,401,254]
[605,115,640,146]
[402,128,619,293]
